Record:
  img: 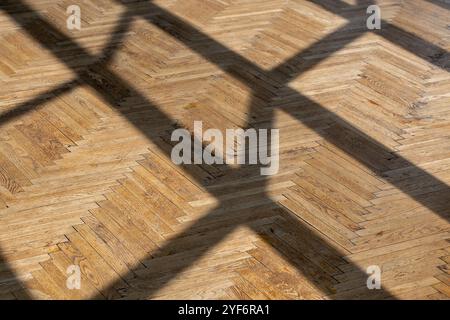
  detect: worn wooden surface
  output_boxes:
[0,0,449,299]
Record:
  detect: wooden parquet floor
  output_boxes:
[0,0,449,300]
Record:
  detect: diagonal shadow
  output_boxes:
[310,0,449,69]
[0,78,79,125]
[0,8,135,126]
[105,0,449,299]
[118,0,450,220]
[0,0,448,299]
[0,0,390,300]
[425,0,450,10]
[0,4,135,298]
[0,252,31,299]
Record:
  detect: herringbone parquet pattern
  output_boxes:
[0,0,449,299]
